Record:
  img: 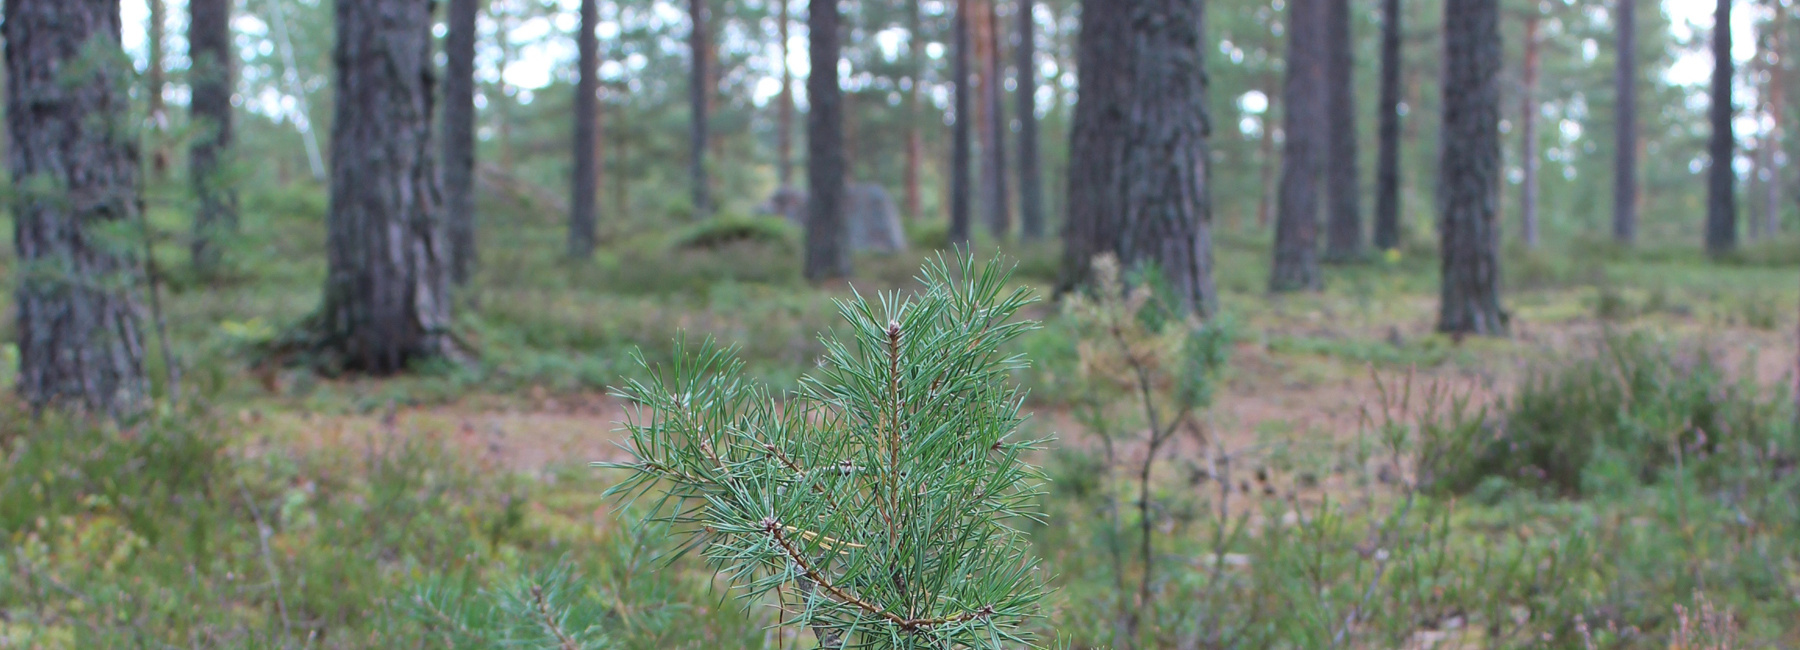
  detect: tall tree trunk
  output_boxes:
[312,0,454,372]
[1708,0,1739,256]
[1322,0,1363,262]
[1765,3,1784,238]
[690,0,711,217]
[1271,0,1324,292]
[979,0,1011,237]
[950,0,974,246]
[1438,0,1506,335]
[905,0,924,221]
[1017,0,1045,239]
[1121,0,1214,315]
[1520,10,1541,249]
[443,0,478,283]
[779,0,794,187]
[147,0,169,178]
[190,0,237,276]
[804,0,850,280]
[1613,0,1638,244]
[8,0,147,415]
[1372,0,1404,251]
[569,0,600,259]
[1058,0,1131,291]
[495,6,515,176]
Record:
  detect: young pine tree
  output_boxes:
[602,256,1050,648]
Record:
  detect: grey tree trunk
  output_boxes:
[1437,0,1506,336]
[443,0,478,283]
[1121,0,1214,316]
[1520,10,1540,248]
[1707,0,1738,256]
[1613,0,1637,245]
[1322,0,1363,262]
[950,0,974,246]
[569,0,599,259]
[8,0,148,415]
[905,0,923,221]
[980,0,1011,237]
[1058,0,1130,292]
[804,0,850,280]
[147,0,169,178]
[1373,0,1403,250]
[779,0,794,187]
[689,0,711,217]
[1270,0,1324,292]
[311,0,454,373]
[1765,3,1783,238]
[190,0,237,275]
[1017,0,1045,240]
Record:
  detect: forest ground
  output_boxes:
[4,182,1800,647]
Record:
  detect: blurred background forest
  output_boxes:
[3,0,1800,647]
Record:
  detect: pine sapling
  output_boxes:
[600,255,1051,648]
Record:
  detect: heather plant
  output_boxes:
[600,255,1051,648]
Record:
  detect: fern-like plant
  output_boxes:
[600,255,1050,648]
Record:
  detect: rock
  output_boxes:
[756,183,907,253]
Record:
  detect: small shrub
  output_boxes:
[670,214,797,251]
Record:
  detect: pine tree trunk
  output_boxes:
[1520,10,1540,249]
[1121,0,1214,316]
[779,0,794,187]
[1438,0,1507,336]
[1058,0,1131,292]
[1707,0,1738,256]
[1017,0,1045,240]
[8,0,148,415]
[979,0,1011,237]
[1372,0,1403,250]
[312,0,455,373]
[1322,0,1363,262]
[1256,73,1279,230]
[190,0,237,276]
[1613,0,1638,245]
[147,0,169,179]
[1270,0,1324,292]
[496,7,515,175]
[950,0,974,246]
[569,0,600,259]
[905,0,924,221]
[690,0,711,217]
[804,0,850,280]
[443,0,478,283]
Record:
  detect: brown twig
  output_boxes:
[530,583,582,650]
[766,519,983,630]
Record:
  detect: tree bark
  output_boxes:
[689,0,712,217]
[779,0,794,187]
[569,0,600,259]
[8,0,147,415]
[1322,0,1363,262]
[1613,0,1638,245]
[495,6,515,175]
[1708,0,1738,256]
[1121,0,1214,316]
[443,0,478,283]
[905,0,924,221]
[1058,0,1131,292]
[190,0,238,276]
[1270,0,1324,292]
[1372,0,1403,250]
[312,0,455,373]
[950,0,974,246]
[978,0,1012,237]
[1765,3,1783,238]
[1521,10,1540,249]
[1437,0,1507,336]
[1018,0,1045,239]
[804,0,850,280]
[147,0,169,179]
[1256,73,1279,230]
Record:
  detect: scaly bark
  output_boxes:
[8,0,148,415]
[689,0,712,217]
[804,0,850,280]
[1018,0,1045,239]
[1372,0,1404,250]
[1437,0,1507,335]
[1120,0,1214,316]
[443,0,479,282]
[1058,0,1131,292]
[1322,0,1363,262]
[1270,0,1324,292]
[950,0,974,246]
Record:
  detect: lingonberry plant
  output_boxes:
[600,255,1051,648]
